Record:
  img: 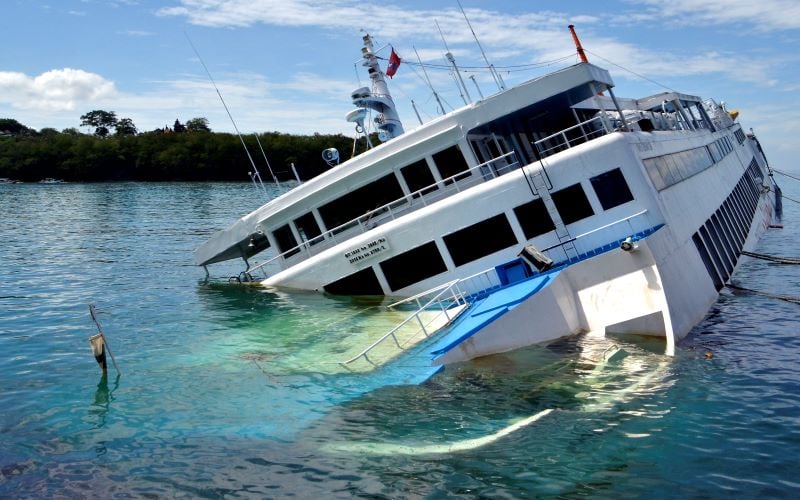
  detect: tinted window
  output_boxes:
[318,174,405,230]
[273,224,299,256]
[551,183,594,225]
[400,159,437,196]
[590,168,634,210]
[513,198,555,239]
[294,212,322,244]
[432,145,470,183]
[323,267,383,295]
[380,241,447,292]
[443,214,518,267]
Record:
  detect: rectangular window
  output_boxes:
[443,214,519,266]
[693,233,723,291]
[379,241,447,292]
[513,198,555,239]
[273,224,299,257]
[318,174,405,230]
[590,168,634,210]
[400,159,437,196]
[293,212,322,245]
[432,145,470,184]
[323,267,383,295]
[698,224,730,282]
[551,183,595,225]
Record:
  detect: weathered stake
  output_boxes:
[89,304,121,376]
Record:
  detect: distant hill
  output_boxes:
[0,119,371,182]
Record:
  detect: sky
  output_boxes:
[2,0,799,170]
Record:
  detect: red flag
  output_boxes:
[386,48,401,78]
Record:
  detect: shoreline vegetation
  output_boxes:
[0,115,372,183]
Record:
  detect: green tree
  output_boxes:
[80,110,118,138]
[186,117,210,133]
[0,118,35,136]
[115,118,137,136]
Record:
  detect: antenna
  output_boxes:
[253,134,281,188]
[184,32,268,198]
[414,45,446,115]
[456,0,505,91]
[436,19,471,105]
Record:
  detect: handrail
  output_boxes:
[340,280,466,366]
[248,151,520,277]
[540,209,649,252]
[533,115,608,158]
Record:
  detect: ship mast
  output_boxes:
[348,34,405,142]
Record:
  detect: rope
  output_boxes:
[584,50,676,92]
[741,250,800,264]
[764,185,800,205]
[773,168,800,183]
[727,284,800,304]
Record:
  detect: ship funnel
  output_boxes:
[346,34,404,142]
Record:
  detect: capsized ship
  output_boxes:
[196,28,778,366]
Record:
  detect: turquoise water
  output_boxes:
[1,181,799,497]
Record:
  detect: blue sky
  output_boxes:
[2,0,799,170]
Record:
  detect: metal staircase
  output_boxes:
[340,280,469,371]
[525,160,579,261]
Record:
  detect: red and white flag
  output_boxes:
[386,48,401,78]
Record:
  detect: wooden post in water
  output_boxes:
[89,304,121,375]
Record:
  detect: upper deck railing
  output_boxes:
[248,151,521,278]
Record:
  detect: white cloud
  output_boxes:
[630,0,800,31]
[0,68,117,112]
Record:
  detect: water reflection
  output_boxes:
[89,373,120,430]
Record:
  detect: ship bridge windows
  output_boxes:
[318,173,405,230]
[590,168,634,210]
[273,224,300,257]
[379,241,448,292]
[513,198,556,239]
[551,183,595,225]
[443,214,519,267]
[432,145,470,184]
[400,158,438,197]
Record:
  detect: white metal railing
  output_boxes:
[540,209,649,254]
[534,115,609,158]
[248,151,520,278]
[340,280,467,366]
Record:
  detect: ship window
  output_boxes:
[293,212,322,245]
[380,241,447,292]
[698,224,730,282]
[443,214,518,267]
[513,198,555,239]
[273,224,299,257]
[551,183,594,225]
[590,168,634,211]
[432,145,470,184]
[318,174,405,230]
[323,267,384,296]
[400,159,438,196]
[692,233,724,291]
[708,142,721,163]
[723,199,746,243]
[705,220,734,275]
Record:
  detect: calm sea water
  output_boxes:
[1,181,798,498]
